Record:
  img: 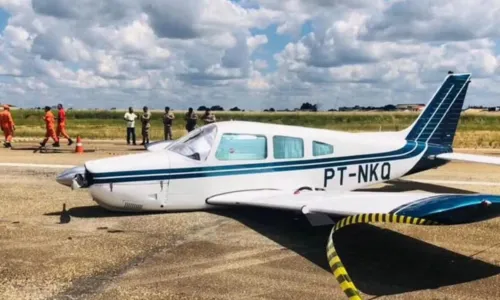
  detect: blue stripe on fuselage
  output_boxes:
[90,141,428,184]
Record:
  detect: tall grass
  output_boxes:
[8,109,500,148]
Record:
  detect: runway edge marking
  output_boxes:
[0,163,75,169]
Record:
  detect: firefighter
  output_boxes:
[1,105,15,148]
[40,106,60,147]
[56,104,74,146]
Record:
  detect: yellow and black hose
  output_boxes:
[326,213,440,300]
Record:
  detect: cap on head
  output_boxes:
[2,104,9,110]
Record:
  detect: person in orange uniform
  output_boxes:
[56,104,73,146]
[1,104,15,148]
[40,106,60,147]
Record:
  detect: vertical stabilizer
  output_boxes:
[404,72,471,148]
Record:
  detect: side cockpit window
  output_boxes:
[313,141,334,156]
[215,134,267,160]
[273,136,304,159]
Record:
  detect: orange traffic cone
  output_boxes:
[75,136,84,154]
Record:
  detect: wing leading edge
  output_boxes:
[434,152,500,166]
[206,189,500,224]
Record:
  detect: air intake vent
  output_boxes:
[124,202,143,210]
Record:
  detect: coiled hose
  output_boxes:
[326,213,440,300]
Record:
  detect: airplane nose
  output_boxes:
[56,166,86,187]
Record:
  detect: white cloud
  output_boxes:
[1,0,500,110]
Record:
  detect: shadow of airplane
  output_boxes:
[43,180,499,297]
[210,207,500,297]
[44,205,158,218]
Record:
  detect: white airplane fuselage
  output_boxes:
[57,73,473,212]
[59,121,445,212]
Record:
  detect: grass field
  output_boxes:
[7,109,500,148]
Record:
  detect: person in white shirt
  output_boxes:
[124,107,137,145]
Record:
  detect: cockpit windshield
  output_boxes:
[168,125,217,161]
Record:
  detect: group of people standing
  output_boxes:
[123,106,216,145]
[1,104,217,148]
[1,104,73,148]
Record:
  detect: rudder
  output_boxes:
[405,72,471,148]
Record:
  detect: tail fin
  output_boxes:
[404,72,471,148]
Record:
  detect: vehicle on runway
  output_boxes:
[50,71,500,300]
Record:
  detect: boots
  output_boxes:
[68,139,73,146]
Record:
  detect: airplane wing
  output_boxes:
[206,189,500,225]
[434,152,500,166]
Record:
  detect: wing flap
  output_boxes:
[207,189,314,211]
[207,190,435,216]
[435,152,500,165]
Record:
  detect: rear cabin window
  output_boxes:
[215,133,267,160]
[313,141,334,156]
[273,136,304,159]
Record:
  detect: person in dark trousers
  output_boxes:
[123,107,137,145]
[184,107,197,133]
[140,106,151,145]
[163,106,175,140]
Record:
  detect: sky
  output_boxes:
[1,0,500,110]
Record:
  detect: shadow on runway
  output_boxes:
[44,205,158,218]
[9,146,96,153]
[358,179,477,194]
[43,178,497,297]
[211,207,500,297]
[44,203,500,297]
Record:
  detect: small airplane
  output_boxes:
[56,71,500,218]
[53,71,500,299]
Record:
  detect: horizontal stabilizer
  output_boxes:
[434,152,500,166]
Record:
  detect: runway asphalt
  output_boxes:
[0,141,499,300]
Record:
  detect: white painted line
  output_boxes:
[0,163,75,169]
[408,179,500,187]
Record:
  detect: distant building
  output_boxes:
[396,103,425,111]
